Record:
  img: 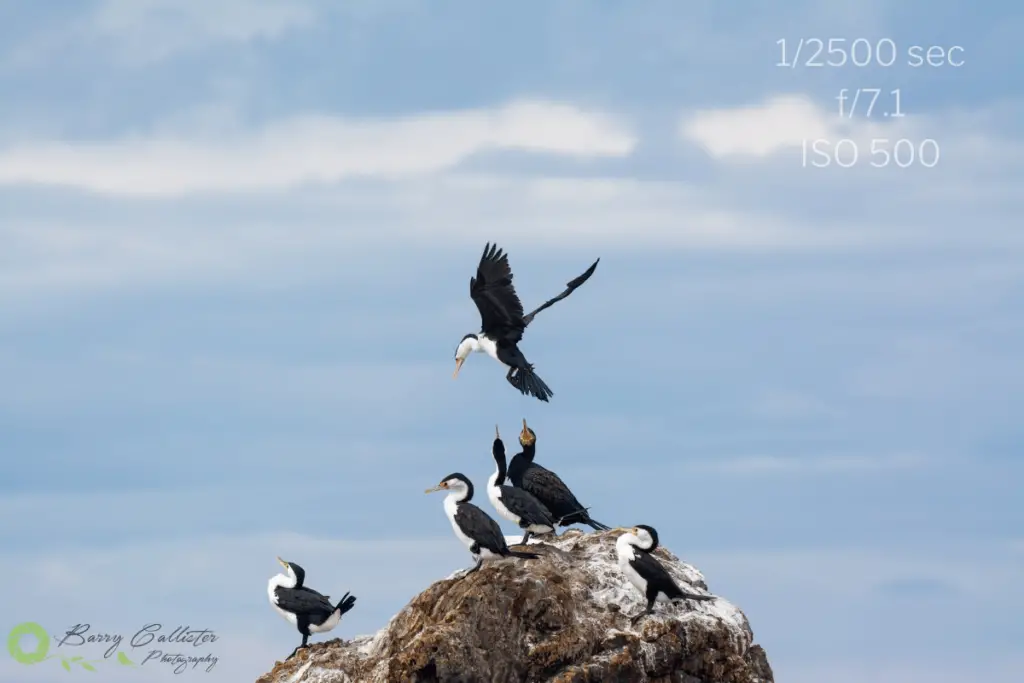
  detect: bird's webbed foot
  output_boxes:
[455,559,484,580]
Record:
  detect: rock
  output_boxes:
[256,530,773,683]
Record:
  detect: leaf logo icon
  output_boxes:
[117,651,136,666]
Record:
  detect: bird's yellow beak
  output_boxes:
[495,424,500,438]
[276,556,288,568]
[425,483,446,494]
[453,358,464,378]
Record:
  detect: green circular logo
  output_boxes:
[7,622,50,664]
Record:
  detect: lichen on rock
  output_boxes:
[256,529,773,683]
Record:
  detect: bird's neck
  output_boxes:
[476,335,499,359]
[491,455,507,486]
[520,442,536,462]
[269,573,295,590]
[616,534,640,556]
[447,487,471,504]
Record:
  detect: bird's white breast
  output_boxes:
[487,475,521,525]
[616,538,648,594]
[477,335,506,366]
[443,494,477,552]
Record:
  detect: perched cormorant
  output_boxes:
[615,525,714,624]
[487,425,557,545]
[267,557,357,659]
[507,419,611,531]
[425,472,541,579]
[452,242,599,402]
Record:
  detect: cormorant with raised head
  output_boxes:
[616,525,714,624]
[267,557,357,659]
[507,419,611,531]
[488,425,557,545]
[452,242,599,402]
[426,472,541,579]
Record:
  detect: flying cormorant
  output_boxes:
[452,242,599,402]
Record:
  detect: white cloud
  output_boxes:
[679,93,918,160]
[0,101,635,196]
[0,173,863,301]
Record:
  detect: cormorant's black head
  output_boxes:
[276,557,306,587]
[424,472,474,502]
[453,334,479,379]
[518,418,536,447]
[633,525,659,551]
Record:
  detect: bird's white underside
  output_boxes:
[267,572,342,632]
[443,492,501,561]
[616,533,676,604]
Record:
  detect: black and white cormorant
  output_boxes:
[507,419,611,531]
[425,472,541,579]
[487,425,557,545]
[616,525,714,624]
[452,242,599,402]
[267,557,357,660]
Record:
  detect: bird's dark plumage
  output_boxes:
[491,434,556,544]
[269,560,357,660]
[465,242,598,401]
[507,429,610,531]
[496,485,555,528]
[273,586,333,621]
[456,501,513,556]
[617,526,714,624]
[470,243,527,344]
[430,472,540,580]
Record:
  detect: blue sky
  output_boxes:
[1,1,1022,681]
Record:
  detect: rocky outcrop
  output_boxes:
[256,529,773,683]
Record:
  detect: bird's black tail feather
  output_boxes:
[555,507,611,531]
[509,365,553,402]
[674,592,715,602]
[334,592,357,615]
[508,549,541,560]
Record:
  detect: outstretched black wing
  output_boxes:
[522,258,600,326]
[455,502,509,554]
[275,586,335,620]
[469,243,526,343]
